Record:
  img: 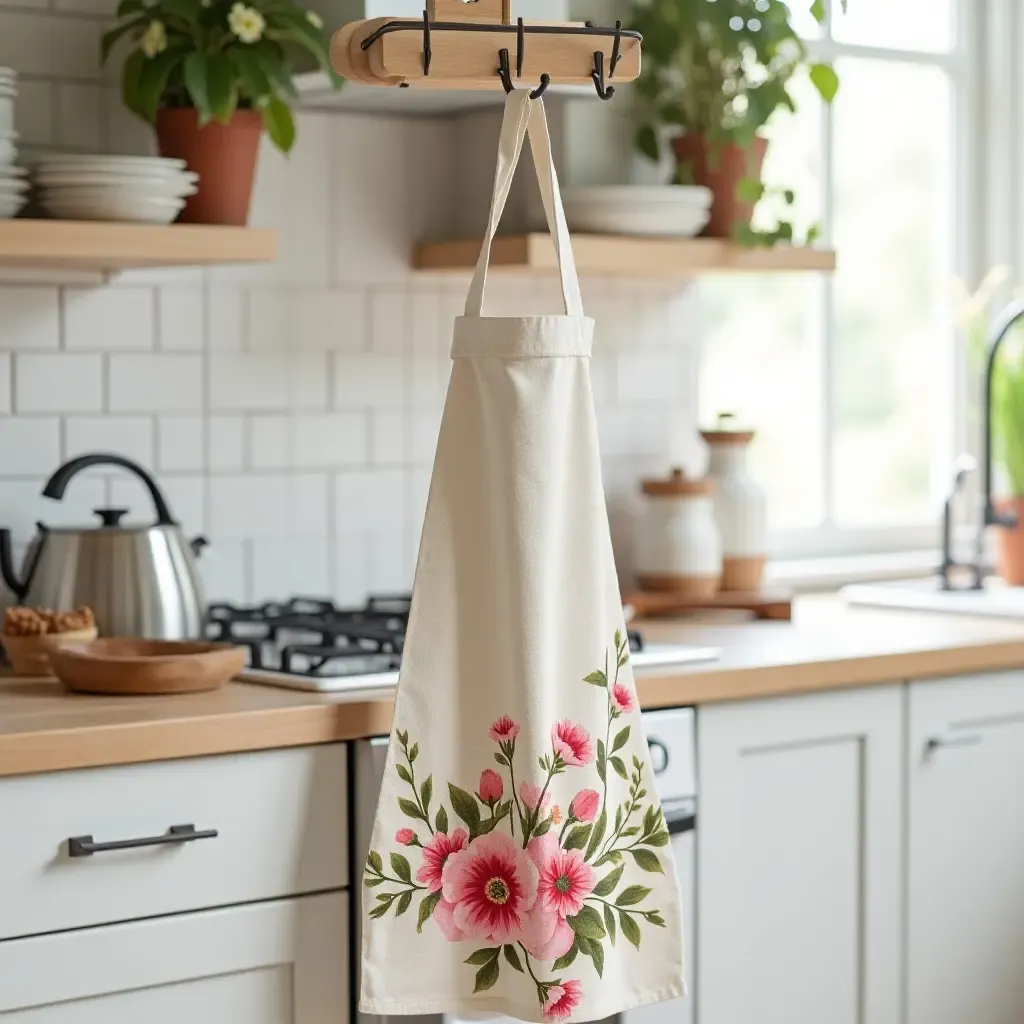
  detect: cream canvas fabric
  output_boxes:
[359,91,686,1024]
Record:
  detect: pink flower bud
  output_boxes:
[570,788,601,823]
[395,828,417,846]
[478,768,504,803]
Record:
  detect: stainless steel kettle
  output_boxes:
[0,454,208,640]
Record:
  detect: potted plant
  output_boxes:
[629,0,839,243]
[959,267,1024,584]
[102,0,341,225]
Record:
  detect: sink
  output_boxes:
[843,577,1024,619]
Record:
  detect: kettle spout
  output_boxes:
[0,529,27,601]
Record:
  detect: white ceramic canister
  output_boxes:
[701,415,768,592]
[635,468,722,597]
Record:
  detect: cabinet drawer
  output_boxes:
[0,744,347,941]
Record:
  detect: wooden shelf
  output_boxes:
[413,233,836,277]
[0,220,276,272]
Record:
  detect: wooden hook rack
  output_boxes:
[329,0,642,99]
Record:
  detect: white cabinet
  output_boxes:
[697,686,902,1024]
[0,893,348,1022]
[907,670,1024,1024]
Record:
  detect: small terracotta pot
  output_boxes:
[671,134,769,239]
[994,497,1024,585]
[155,107,263,226]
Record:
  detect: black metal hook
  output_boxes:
[609,19,624,76]
[497,47,551,99]
[517,17,526,77]
[592,50,615,100]
[422,8,432,76]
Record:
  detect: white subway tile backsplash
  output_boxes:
[369,288,409,353]
[157,416,205,472]
[0,287,60,350]
[334,537,371,605]
[210,475,291,539]
[109,354,202,412]
[409,410,442,467]
[208,415,245,471]
[334,469,405,535]
[55,83,102,149]
[290,352,330,411]
[370,411,405,466]
[207,286,244,350]
[0,353,9,414]
[249,414,292,470]
[295,289,367,351]
[246,290,291,351]
[64,288,154,351]
[0,13,103,79]
[334,353,404,409]
[12,80,53,146]
[198,539,248,603]
[0,417,60,476]
[111,475,205,535]
[252,539,332,602]
[66,416,154,467]
[158,288,204,351]
[294,413,367,469]
[16,353,103,412]
[617,352,688,404]
[292,473,329,537]
[0,476,106,544]
[209,352,288,411]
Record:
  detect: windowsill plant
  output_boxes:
[102,0,341,225]
[628,0,839,244]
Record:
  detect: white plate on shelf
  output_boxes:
[533,185,714,237]
[42,196,186,224]
[36,170,198,189]
[35,155,186,176]
[0,179,30,194]
[39,181,198,199]
[0,195,26,219]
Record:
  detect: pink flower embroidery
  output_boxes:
[519,781,552,813]
[432,897,465,942]
[489,715,520,743]
[570,788,601,823]
[529,833,595,918]
[416,829,468,893]
[441,832,538,945]
[551,720,595,767]
[544,979,584,1020]
[612,681,636,715]
[478,769,504,803]
[395,828,417,846]
[521,903,575,962]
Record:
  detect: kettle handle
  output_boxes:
[42,454,178,526]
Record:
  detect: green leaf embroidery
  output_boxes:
[585,810,607,861]
[621,827,641,838]
[616,885,653,908]
[473,958,501,993]
[364,875,385,887]
[532,816,553,838]
[578,935,605,978]
[398,798,422,820]
[566,904,606,941]
[420,776,433,814]
[620,910,642,950]
[390,853,412,883]
[604,903,617,945]
[583,670,608,686]
[435,806,449,834]
[417,891,442,933]
[593,864,625,898]
[448,784,481,831]
[597,739,607,764]
[645,911,667,927]
[612,726,630,753]
[409,743,419,762]
[610,756,628,780]
[629,849,665,874]
[614,628,623,651]
[396,891,413,916]
[504,945,524,973]
[494,753,508,766]
[643,806,657,835]
[552,941,579,970]
[369,901,391,919]
[563,824,593,851]
[367,851,383,874]
[644,830,671,848]
[396,764,413,785]
[465,948,500,966]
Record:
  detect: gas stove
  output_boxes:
[208,595,721,694]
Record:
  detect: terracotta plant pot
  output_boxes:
[671,134,769,239]
[994,497,1024,585]
[155,108,263,226]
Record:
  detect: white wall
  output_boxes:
[0,1,700,607]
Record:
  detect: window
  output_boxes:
[699,0,965,559]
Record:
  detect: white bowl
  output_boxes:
[42,195,186,224]
[565,185,713,209]
[0,178,30,194]
[35,154,187,178]
[0,164,28,178]
[562,200,710,237]
[0,194,26,220]
[40,183,198,202]
[0,96,13,135]
[0,135,18,166]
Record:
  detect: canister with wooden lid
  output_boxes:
[635,468,722,597]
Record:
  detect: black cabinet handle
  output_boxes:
[68,824,218,859]
[667,812,696,836]
[925,735,983,757]
[648,738,670,775]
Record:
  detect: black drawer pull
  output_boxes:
[68,824,218,858]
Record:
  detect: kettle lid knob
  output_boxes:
[93,507,130,528]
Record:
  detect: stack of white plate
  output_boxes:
[34,155,198,224]
[0,67,28,220]
[559,185,714,238]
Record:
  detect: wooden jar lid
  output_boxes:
[642,468,715,497]
[701,412,755,446]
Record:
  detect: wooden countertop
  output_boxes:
[2,598,1023,778]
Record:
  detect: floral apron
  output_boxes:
[359,91,686,1024]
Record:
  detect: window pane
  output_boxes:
[832,58,953,525]
[832,0,954,52]
[783,0,825,40]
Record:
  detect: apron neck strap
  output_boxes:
[464,92,584,319]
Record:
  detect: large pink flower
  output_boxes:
[416,829,468,893]
[441,832,538,944]
[522,903,575,962]
[551,720,595,767]
[530,833,595,918]
[544,979,584,1020]
[612,681,636,715]
[489,715,520,743]
[570,789,600,824]
[520,782,552,813]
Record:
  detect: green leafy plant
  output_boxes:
[101,0,341,154]
[629,0,840,246]
[960,267,1024,494]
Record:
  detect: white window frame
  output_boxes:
[766,0,983,563]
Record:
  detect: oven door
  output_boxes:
[621,797,696,1024]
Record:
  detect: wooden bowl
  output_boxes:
[1,628,99,677]
[48,639,247,696]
